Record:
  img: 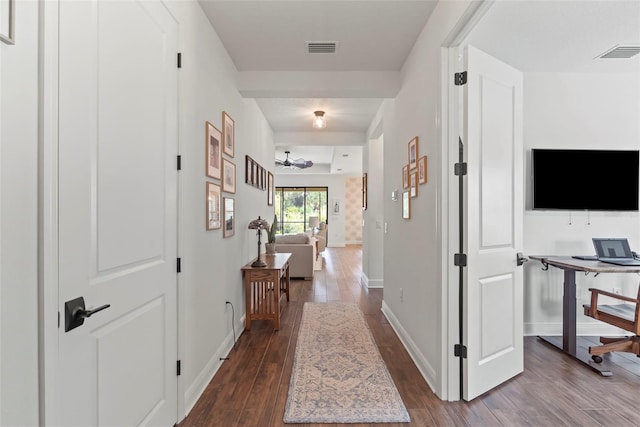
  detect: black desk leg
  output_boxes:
[538,268,612,377]
[563,268,576,354]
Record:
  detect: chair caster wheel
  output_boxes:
[591,355,603,363]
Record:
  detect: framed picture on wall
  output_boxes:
[362,173,368,210]
[205,121,222,180]
[418,156,427,184]
[402,165,409,189]
[408,136,419,170]
[402,191,411,219]
[245,155,252,184]
[206,182,221,230]
[223,197,235,238]
[267,172,274,206]
[410,171,418,198]
[222,159,236,193]
[222,111,235,157]
[252,161,258,186]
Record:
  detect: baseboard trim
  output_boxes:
[360,273,368,287]
[366,279,384,289]
[182,315,244,419]
[525,321,630,337]
[360,272,383,289]
[381,301,437,393]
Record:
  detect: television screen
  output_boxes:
[532,149,639,211]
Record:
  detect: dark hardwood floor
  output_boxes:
[179,245,640,427]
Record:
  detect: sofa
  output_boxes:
[274,233,316,280]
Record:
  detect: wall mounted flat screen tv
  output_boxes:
[532,149,639,211]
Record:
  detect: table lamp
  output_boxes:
[248,216,270,267]
[308,216,319,230]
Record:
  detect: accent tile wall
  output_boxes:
[344,177,363,244]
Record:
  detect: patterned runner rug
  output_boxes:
[284,302,410,423]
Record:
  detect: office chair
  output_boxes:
[582,286,640,363]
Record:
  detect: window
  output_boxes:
[275,187,328,235]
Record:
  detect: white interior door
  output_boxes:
[57,1,178,425]
[462,45,524,400]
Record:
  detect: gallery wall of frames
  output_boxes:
[205,111,274,236]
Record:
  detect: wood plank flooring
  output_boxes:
[179,245,640,427]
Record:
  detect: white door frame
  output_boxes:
[439,0,495,401]
[40,0,62,423]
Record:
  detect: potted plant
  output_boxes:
[265,214,278,254]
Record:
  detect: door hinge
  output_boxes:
[177,155,182,171]
[454,253,467,267]
[177,258,182,273]
[177,360,181,376]
[58,311,60,328]
[177,52,182,69]
[454,162,467,176]
[454,71,467,86]
[454,344,467,358]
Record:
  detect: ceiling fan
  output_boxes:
[275,150,314,169]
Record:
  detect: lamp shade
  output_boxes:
[248,216,270,267]
[312,110,326,129]
[248,216,270,230]
[308,216,319,229]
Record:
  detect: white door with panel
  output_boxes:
[56,1,178,425]
[461,45,524,400]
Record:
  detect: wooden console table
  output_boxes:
[241,253,291,331]
[530,255,640,376]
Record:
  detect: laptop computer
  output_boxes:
[592,238,640,266]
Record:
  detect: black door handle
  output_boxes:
[65,297,111,332]
[72,304,111,320]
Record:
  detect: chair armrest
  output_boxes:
[587,288,638,304]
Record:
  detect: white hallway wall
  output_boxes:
[274,174,348,247]
[362,133,385,288]
[167,1,275,417]
[380,0,474,399]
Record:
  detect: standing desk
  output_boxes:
[530,255,640,376]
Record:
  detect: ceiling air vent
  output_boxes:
[596,45,640,59]
[306,41,338,54]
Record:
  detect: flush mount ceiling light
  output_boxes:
[312,111,327,129]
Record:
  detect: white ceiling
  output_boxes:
[199,0,439,72]
[199,0,640,175]
[466,1,640,73]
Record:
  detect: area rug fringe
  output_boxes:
[284,302,410,423]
